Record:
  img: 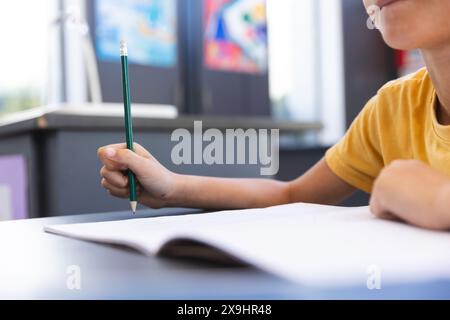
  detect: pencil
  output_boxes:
[120,40,137,214]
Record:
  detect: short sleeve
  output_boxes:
[325,96,384,193]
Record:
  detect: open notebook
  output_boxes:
[45,203,450,287]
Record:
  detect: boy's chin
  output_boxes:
[379,29,419,51]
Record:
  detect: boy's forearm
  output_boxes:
[166,174,291,210]
[162,159,355,210]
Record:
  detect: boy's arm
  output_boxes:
[370,160,450,230]
[98,144,356,210]
[170,159,357,209]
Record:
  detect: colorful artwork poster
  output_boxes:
[204,0,268,74]
[95,0,177,68]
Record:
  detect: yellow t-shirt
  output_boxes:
[325,67,450,193]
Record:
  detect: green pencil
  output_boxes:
[120,40,137,214]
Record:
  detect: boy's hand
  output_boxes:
[370,160,450,230]
[97,143,176,208]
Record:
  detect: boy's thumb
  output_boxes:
[107,148,148,176]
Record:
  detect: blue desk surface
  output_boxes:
[0,208,449,300]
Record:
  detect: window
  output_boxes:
[267,0,345,144]
[0,0,58,116]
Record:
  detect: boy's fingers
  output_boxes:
[98,143,126,152]
[97,144,125,160]
[98,143,151,159]
[98,147,128,171]
[133,143,152,158]
[101,179,129,198]
[369,195,383,217]
[103,159,128,171]
[100,167,128,188]
[370,196,397,221]
[103,149,150,177]
[107,189,129,199]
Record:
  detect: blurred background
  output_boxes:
[0,0,424,220]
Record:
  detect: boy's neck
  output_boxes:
[421,43,450,126]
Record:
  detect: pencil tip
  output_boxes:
[130,201,137,214]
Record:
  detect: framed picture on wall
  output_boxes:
[86,0,181,107]
[204,0,268,75]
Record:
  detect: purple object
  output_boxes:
[0,155,28,219]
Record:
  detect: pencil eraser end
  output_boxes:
[120,40,128,56]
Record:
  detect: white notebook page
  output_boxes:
[45,203,450,287]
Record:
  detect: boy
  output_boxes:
[98,0,450,230]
